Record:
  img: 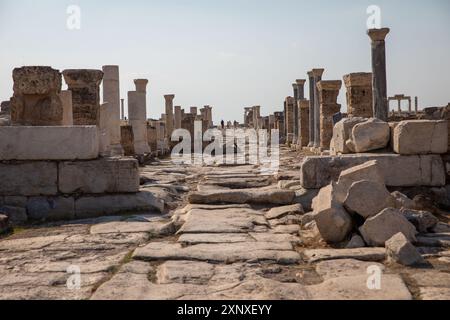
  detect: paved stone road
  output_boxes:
[1,147,449,300]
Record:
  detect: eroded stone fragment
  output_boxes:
[385,232,425,266]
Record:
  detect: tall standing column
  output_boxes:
[174,105,182,129]
[292,83,299,144]
[312,68,325,148]
[407,97,412,113]
[307,71,315,147]
[296,79,306,144]
[120,98,125,120]
[190,106,197,116]
[415,96,418,114]
[285,97,295,144]
[299,100,310,147]
[128,79,150,154]
[368,28,390,121]
[164,94,175,141]
[102,65,124,155]
[317,80,342,149]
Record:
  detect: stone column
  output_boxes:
[269,114,275,129]
[312,68,325,148]
[397,98,401,114]
[317,80,342,149]
[99,102,111,155]
[59,90,73,125]
[121,99,125,120]
[292,83,299,144]
[128,79,150,154]
[253,106,261,129]
[407,97,412,113]
[174,105,182,129]
[343,73,373,118]
[307,71,315,147]
[63,69,104,125]
[285,97,295,144]
[164,94,175,141]
[296,79,306,144]
[299,100,310,147]
[205,106,213,127]
[415,96,418,113]
[102,65,124,155]
[368,28,390,121]
[190,106,197,116]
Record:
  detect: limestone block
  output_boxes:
[331,117,367,154]
[74,190,164,219]
[393,120,448,155]
[347,118,390,153]
[0,126,99,160]
[300,154,446,189]
[312,184,353,243]
[10,66,64,126]
[59,158,139,194]
[385,232,425,266]
[26,196,75,221]
[344,180,396,219]
[0,162,57,196]
[335,160,384,202]
[59,90,73,125]
[359,208,417,247]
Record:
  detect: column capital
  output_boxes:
[343,72,372,88]
[316,80,342,91]
[134,79,148,92]
[367,28,390,41]
[296,79,306,86]
[164,94,175,101]
[311,68,325,78]
[292,83,298,89]
[307,71,314,77]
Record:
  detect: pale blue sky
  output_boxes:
[1,0,449,123]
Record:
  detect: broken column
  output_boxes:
[11,66,63,126]
[128,79,150,154]
[343,73,373,118]
[63,69,104,125]
[164,95,175,141]
[174,105,182,129]
[102,65,124,155]
[368,28,390,121]
[312,69,325,148]
[317,80,342,149]
[299,100,310,147]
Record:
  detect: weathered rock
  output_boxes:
[385,232,425,266]
[0,126,99,160]
[0,162,57,196]
[344,180,396,219]
[347,118,390,152]
[293,188,320,211]
[315,259,383,280]
[26,196,75,221]
[0,214,9,234]
[401,209,438,233]
[0,206,27,225]
[266,204,303,220]
[335,160,384,202]
[312,184,352,243]
[420,287,450,300]
[300,154,446,189]
[393,120,448,155]
[59,158,139,194]
[90,221,174,236]
[331,117,367,154]
[188,189,295,205]
[299,212,316,228]
[359,208,417,247]
[74,190,164,219]
[303,248,386,263]
[346,235,366,248]
[432,222,450,234]
[391,191,417,209]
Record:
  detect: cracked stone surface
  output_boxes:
[0,146,449,300]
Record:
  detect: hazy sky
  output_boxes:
[1,0,449,123]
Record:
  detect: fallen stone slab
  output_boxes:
[344,180,396,219]
[201,177,271,189]
[347,118,390,153]
[266,204,304,220]
[308,274,412,300]
[415,234,450,248]
[74,190,164,219]
[300,154,445,189]
[0,126,99,160]
[393,120,448,155]
[360,208,417,247]
[133,241,300,264]
[188,189,295,205]
[59,158,139,194]
[174,204,251,215]
[90,221,174,236]
[386,232,425,266]
[331,117,367,154]
[312,184,352,243]
[0,162,58,196]
[302,248,386,263]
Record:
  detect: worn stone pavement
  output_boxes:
[0,146,449,300]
